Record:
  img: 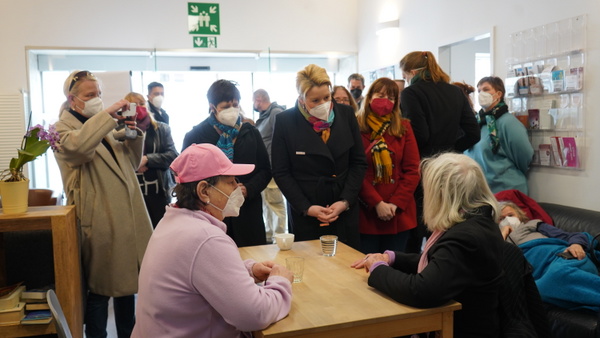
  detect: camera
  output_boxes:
[113,103,138,141]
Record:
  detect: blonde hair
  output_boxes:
[331,86,358,112]
[296,64,331,99]
[124,92,157,130]
[60,70,98,113]
[498,201,530,223]
[399,51,450,84]
[421,153,499,231]
[357,77,406,137]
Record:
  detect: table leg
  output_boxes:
[439,310,454,338]
[51,209,83,338]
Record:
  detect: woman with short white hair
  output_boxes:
[352,152,504,337]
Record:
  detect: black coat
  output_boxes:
[182,118,271,247]
[368,206,504,337]
[271,102,367,250]
[400,80,480,158]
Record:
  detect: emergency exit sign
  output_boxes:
[188,3,220,35]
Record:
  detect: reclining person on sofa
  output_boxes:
[499,201,600,311]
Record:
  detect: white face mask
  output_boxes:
[499,216,521,228]
[152,95,164,109]
[216,107,240,127]
[75,96,104,117]
[478,91,495,109]
[209,185,245,217]
[308,101,331,120]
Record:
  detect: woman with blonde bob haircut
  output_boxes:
[352,153,505,337]
[272,64,367,250]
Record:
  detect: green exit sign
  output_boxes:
[193,36,218,48]
[188,3,220,35]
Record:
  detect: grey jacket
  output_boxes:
[255,102,285,159]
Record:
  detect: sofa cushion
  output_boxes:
[539,202,600,338]
[545,303,600,338]
[539,203,600,235]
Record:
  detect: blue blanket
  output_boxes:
[519,235,600,311]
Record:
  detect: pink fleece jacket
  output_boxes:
[132,205,292,337]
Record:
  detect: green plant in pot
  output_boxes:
[0,124,60,213]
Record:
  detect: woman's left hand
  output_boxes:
[351,253,390,272]
[320,201,347,223]
[252,261,275,281]
[565,244,586,260]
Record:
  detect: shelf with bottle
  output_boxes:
[505,50,584,99]
[529,131,582,170]
[508,92,583,132]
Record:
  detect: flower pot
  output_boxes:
[0,179,29,214]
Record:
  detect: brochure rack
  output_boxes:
[505,15,586,169]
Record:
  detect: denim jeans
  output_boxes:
[84,292,135,338]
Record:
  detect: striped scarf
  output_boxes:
[366,113,393,183]
[209,114,240,160]
[298,102,335,143]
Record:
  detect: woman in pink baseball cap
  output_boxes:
[132,143,293,338]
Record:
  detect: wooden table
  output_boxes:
[240,240,461,338]
[0,206,83,338]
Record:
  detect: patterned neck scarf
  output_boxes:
[298,101,335,143]
[209,114,241,160]
[366,113,393,183]
[477,102,508,154]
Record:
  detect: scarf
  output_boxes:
[298,101,335,143]
[366,113,393,183]
[208,114,240,160]
[136,114,151,133]
[477,102,508,154]
[409,69,431,85]
[417,230,445,273]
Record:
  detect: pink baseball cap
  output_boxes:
[170,143,255,184]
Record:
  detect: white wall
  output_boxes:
[0,0,358,94]
[358,0,600,211]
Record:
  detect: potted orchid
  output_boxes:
[0,124,60,213]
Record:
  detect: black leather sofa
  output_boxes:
[538,202,600,338]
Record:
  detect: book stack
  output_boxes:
[0,282,26,325]
[20,285,53,325]
[20,310,52,325]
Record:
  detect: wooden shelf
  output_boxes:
[0,206,82,338]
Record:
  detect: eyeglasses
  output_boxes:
[68,71,94,91]
[334,97,350,104]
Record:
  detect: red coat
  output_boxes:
[359,120,420,234]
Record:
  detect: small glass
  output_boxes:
[285,257,304,283]
[320,235,338,257]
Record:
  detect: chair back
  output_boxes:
[47,289,73,338]
[28,189,57,206]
